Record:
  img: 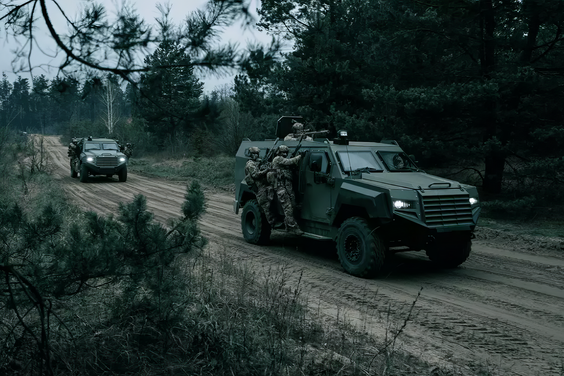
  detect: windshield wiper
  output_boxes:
[351,167,379,175]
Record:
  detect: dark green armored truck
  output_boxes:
[69,137,128,183]
[234,117,481,278]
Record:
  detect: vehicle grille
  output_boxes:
[96,156,118,167]
[422,194,474,227]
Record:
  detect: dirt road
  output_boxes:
[45,136,564,375]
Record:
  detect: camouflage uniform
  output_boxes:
[245,147,277,226]
[68,138,80,172]
[122,143,134,158]
[67,138,79,158]
[270,145,303,234]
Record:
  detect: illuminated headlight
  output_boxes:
[119,157,126,162]
[338,130,348,137]
[393,200,412,209]
[469,198,479,206]
[86,157,94,162]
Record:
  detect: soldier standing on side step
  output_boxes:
[245,147,277,227]
[269,145,303,235]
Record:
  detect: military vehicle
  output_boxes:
[234,116,481,278]
[68,136,129,183]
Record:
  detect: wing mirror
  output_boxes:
[309,154,322,172]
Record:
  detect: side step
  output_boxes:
[302,232,332,240]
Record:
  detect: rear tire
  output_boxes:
[426,240,471,268]
[336,217,385,278]
[79,164,89,183]
[241,199,271,245]
[118,166,127,182]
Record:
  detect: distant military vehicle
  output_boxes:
[68,136,129,183]
[234,116,481,278]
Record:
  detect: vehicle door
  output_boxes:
[298,148,336,223]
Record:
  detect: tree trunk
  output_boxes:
[480,0,504,193]
[483,152,505,193]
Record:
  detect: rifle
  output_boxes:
[301,129,330,136]
[261,138,280,167]
[290,130,330,157]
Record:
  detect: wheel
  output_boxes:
[70,161,78,178]
[426,240,471,268]
[241,199,271,245]
[118,166,127,182]
[336,217,386,278]
[79,164,89,182]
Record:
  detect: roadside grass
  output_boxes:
[128,155,235,190]
[479,217,564,239]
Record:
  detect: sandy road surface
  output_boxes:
[45,136,564,375]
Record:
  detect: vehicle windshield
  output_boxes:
[379,151,419,172]
[102,143,119,150]
[337,151,383,174]
[84,142,101,151]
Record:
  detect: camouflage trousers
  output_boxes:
[275,183,299,230]
[256,185,276,226]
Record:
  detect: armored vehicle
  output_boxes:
[68,136,129,183]
[234,116,481,278]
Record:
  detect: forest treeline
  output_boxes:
[2,0,564,202]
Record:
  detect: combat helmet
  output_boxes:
[292,123,304,132]
[248,146,260,154]
[277,145,290,155]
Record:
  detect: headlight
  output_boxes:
[469,197,479,206]
[119,157,126,162]
[86,157,94,162]
[393,200,412,209]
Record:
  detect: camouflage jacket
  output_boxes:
[271,155,301,181]
[245,159,268,189]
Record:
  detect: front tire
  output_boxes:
[241,199,271,245]
[118,166,127,182]
[426,240,471,268]
[336,217,386,278]
[79,164,89,183]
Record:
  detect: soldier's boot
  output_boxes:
[268,215,284,229]
[289,227,304,236]
[285,217,303,235]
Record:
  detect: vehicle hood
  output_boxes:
[359,172,461,190]
[85,150,125,157]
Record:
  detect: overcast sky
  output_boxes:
[0,0,274,93]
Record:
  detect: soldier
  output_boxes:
[122,143,134,158]
[68,138,79,158]
[270,145,304,235]
[284,122,313,141]
[393,154,405,169]
[245,147,277,227]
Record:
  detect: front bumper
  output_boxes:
[83,162,126,175]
